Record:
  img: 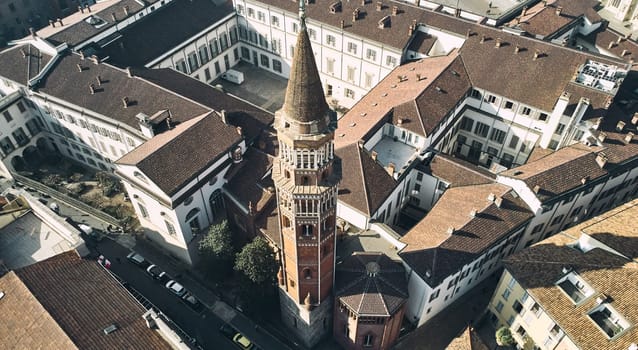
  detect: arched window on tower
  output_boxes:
[303,268,311,280]
[302,224,312,236]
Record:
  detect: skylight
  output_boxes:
[556,272,594,304]
[589,304,630,338]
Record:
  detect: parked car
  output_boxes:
[219,323,238,339]
[232,333,253,349]
[165,280,187,297]
[126,252,150,268]
[182,292,203,312]
[146,264,166,280]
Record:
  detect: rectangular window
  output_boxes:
[538,112,548,121]
[344,88,355,99]
[531,224,543,234]
[501,153,514,168]
[260,54,270,68]
[229,26,238,45]
[486,95,497,103]
[521,106,532,115]
[347,66,355,82]
[502,288,511,301]
[308,28,316,40]
[363,334,373,347]
[247,7,254,17]
[257,11,265,22]
[259,34,268,48]
[16,101,26,113]
[175,59,187,73]
[326,58,335,74]
[364,73,373,88]
[459,117,474,131]
[385,55,397,67]
[495,301,504,313]
[271,15,279,27]
[551,214,564,226]
[187,51,199,71]
[138,203,148,218]
[347,42,357,54]
[474,121,490,137]
[555,123,566,135]
[198,46,210,64]
[220,33,229,50]
[366,48,376,61]
[3,110,12,123]
[508,135,519,149]
[326,34,336,46]
[273,59,282,73]
[570,206,582,218]
[504,101,514,109]
[489,128,506,144]
[165,221,176,235]
[292,22,298,33]
[241,47,250,60]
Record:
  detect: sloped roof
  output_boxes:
[0,271,77,349]
[516,0,600,38]
[445,326,490,350]
[0,44,53,85]
[400,183,533,285]
[117,112,242,196]
[100,0,234,67]
[225,147,275,211]
[35,52,209,129]
[14,251,171,349]
[499,145,608,203]
[584,28,638,63]
[504,199,638,350]
[426,153,495,187]
[335,143,397,216]
[335,252,408,316]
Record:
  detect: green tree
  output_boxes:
[234,237,279,315]
[198,220,235,280]
[495,326,515,346]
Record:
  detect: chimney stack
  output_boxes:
[360,0,365,5]
[621,49,628,56]
[522,5,527,16]
[89,84,95,94]
[447,227,455,234]
[595,152,608,168]
[466,29,472,38]
[79,51,85,60]
[49,19,55,27]
[124,5,130,16]
[20,48,26,58]
[111,12,117,21]
[514,45,521,53]
[608,41,616,49]
[533,49,540,60]
[90,55,99,64]
[122,97,130,108]
[581,176,589,185]
[469,209,477,218]
[352,9,359,21]
[371,151,378,161]
[57,18,63,26]
[495,38,502,48]
[29,27,36,38]
[487,193,496,202]
[533,185,541,194]
[598,131,607,143]
[76,64,83,72]
[494,196,503,208]
[340,20,344,29]
[616,121,626,132]
[386,162,395,176]
[376,1,382,11]
[126,67,133,78]
[625,132,634,144]
[555,6,562,16]
[480,35,486,43]
[236,126,243,136]
[79,5,84,13]
[632,113,638,125]
[86,4,91,13]
[96,75,102,86]
[392,5,398,15]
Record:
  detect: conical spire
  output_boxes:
[279,0,330,134]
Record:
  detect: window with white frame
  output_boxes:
[326,58,335,74]
[326,34,336,46]
[347,42,357,54]
[385,55,397,67]
[344,88,355,99]
[366,48,376,61]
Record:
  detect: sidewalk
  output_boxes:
[128,235,295,350]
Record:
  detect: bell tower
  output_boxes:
[272,0,339,346]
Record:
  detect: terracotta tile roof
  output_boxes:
[256,200,281,248]
[426,153,495,187]
[563,81,613,120]
[445,326,490,350]
[400,183,533,284]
[0,271,77,350]
[499,145,608,203]
[14,251,171,349]
[515,0,600,38]
[134,67,274,142]
[225,147,275,211]
[503,199,638,350]
[35,52,210,129]
[335,252,408,316]
[599,131,638,166]
[584,27,638,63]
[117,112,242,196]
[100,0,235,67]
[407,31,437,55]
[335,143,397,216]
[393,55,472,137]
[0,44,53,85]
[335,52,460,148]
[44,0,151,47]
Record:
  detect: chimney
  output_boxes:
[236,126,243,136]
[514,45,521,53]
[376,1,382,11]
[616,121,626,132]
[495,38,502,48]
[521,5,527,16]
[455,8,461,17]
[352,9,359,21]
[86,4,91,13]
[555,6,562,16]
[89,84,95,94]
[76,64,83,72]
[581,176,589,185]
[90,55,99,64]
[480,35,486,43]
[79,5,84,13]
[616,36,623,44]
[392,5,398,15]
[397,117,404,125]
[466,29,472,38]
[542,0,547,7]
[111,12,117,21]
[447,227,455,234]
[487,193,496,202]
[494,196,503,208]
[408,25,414,36]
[49,19,55,27]
[357,139,364,148]
[598,131,607,143]
[608,41,615,49]
[625,132,634,144]
[96,75,102,86]
[416,73,421,81]
[126,67,133,78]
[360,0,365,5]
[621,49,628,56]
[595,152,608,168]
[533,49,540,60]
[533,185,541,194]
[340,20,344,29]
[122,97,130,108]
[469,209,477,218]
[124,5,130,16]
[79,51,85,60]
[29,27,36,38]
[386,162,395,176]
[632,113,638,125]
[57,18,63,26]
[166,115,173,130]
[20,48,26,58]
[371,150,378,161]
[221,109,228,124]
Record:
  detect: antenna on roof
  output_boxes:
[299,0,307,30]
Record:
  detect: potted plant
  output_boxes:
[495,326,515,346]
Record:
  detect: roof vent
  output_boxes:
[447,227,455,234]
[329,1,341,13]
[581,176,589,185]
[0,291,4,300]
[378,15,391,28]
[469,209,477,218]
[625,132,634,144]
[533,185,541,194]
[487,193,496,201]
[514,45,521,54]
[103,324,118,335]
[494,196,503,208]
